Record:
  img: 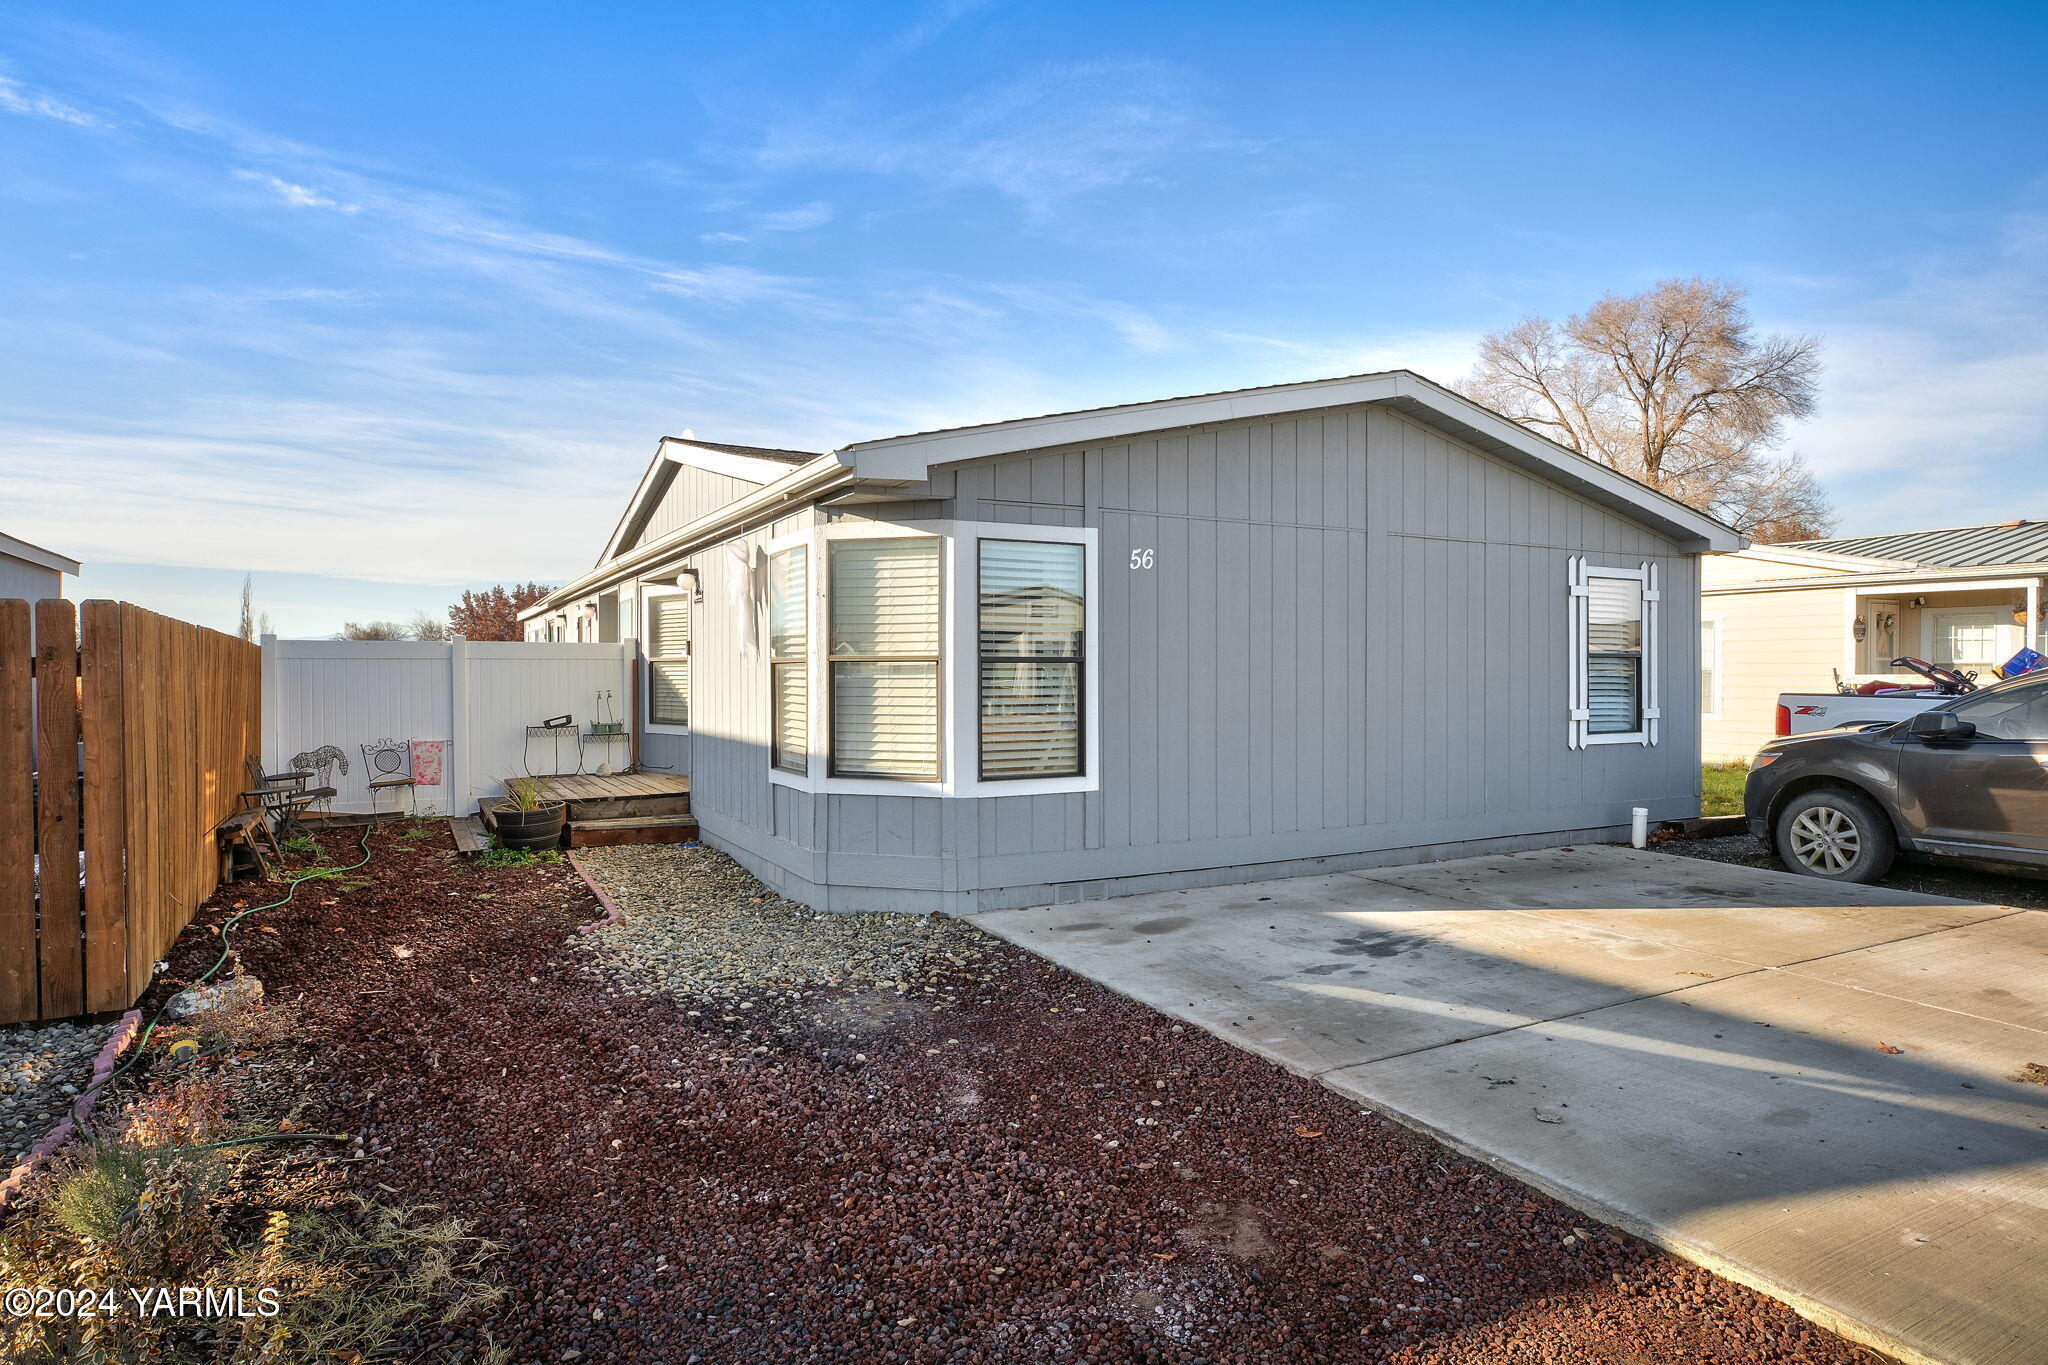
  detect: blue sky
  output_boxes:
[3,1,2046,635]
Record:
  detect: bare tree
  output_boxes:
[407,610,449,642]
[238,575,255,641]
[337,620,412,640]
[1462,278,1834,542]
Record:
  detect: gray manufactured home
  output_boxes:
[524,371,1743,912]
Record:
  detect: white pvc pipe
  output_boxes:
[1631,807,1649,849]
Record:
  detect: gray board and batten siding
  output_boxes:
[670,399,1703,913]
[619,462,775,556]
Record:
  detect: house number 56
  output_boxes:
[1128,548,1156,570]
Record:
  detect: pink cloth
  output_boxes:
[410,740,445,786]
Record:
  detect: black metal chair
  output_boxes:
[242,754,334,839]
[360,738,417,817]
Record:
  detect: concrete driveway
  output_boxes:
[973,845,2048,1365]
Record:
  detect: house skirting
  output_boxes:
[693,808,1658,915]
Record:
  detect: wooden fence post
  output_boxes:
[0,602,34,1021]
[122,603,155,1003]
[80,600,129,1011]
[33,599,83,1019]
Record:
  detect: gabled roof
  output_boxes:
[1783,518,2048,568]
[839,369,1744,552]
[598,436,823,565]
[528,368,1747,619]
[660,438,817,464]
[0,530,80,575]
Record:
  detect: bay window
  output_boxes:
[979,539,1085,778]
[1567,558,1660,748]
[829,537,941,780]
[768,546,807,774]
[767,520,1095,794]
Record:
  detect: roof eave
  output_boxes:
[0,531,81,575]
[1704,559,2048,594]
[522,455,857,619]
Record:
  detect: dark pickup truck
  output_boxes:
[1744,672,2048,882]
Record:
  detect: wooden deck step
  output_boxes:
[562,791,690,822]
[448,814,491,855]
[566,813,699,848]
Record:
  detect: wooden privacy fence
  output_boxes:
[1,600,260,1024]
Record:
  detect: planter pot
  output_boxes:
[490,800,567,851]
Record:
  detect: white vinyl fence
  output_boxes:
[262,636,638,815]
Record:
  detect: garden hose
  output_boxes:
[153,1133,352,1154]
[105,820,378,1087]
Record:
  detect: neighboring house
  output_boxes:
[525,370,1741,912]
[1701,519,2048,761]
[0,530,80,600]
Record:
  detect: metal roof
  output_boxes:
[1785,519,2048,568]
[661,438,818,464]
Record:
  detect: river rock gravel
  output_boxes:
[1,1020,117,1168]
[142,822,1876,1364]
[574,844,1003,1009]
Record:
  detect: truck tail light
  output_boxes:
[1775,704,1791,736]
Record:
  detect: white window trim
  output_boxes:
[1923,606,2014,670]
[641,582,693,735]
[1700,614,1723,720]
[1567,556,1660,749]
[766,518,1101,798]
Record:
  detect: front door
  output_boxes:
[1898,677,2048,861]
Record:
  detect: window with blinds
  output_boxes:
[646,591,691,727]
[768,547,807,775]
[1585,575,1644,734]
[828,537,940,780]
[979,539,1084,779]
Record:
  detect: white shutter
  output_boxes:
[829,538,940,780]
[647,592,690,727]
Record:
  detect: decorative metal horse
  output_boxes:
[290,744,349,813]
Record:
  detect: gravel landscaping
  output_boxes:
[1,1020,118,1169]
[112,827,1878,1364]
[1664,831,2048,909]
[574,845,1002,1014]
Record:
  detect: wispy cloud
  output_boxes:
[234,168,360,212]
[882,0,1003,59]
[1776,206,2048,532]
[746,59,1242,215]
[758,200,835,232]
[0,69,108,128]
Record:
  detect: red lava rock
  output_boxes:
[143,825,1877,1364]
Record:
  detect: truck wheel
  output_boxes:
[1773,788,1897,883]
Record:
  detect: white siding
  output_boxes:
[0,557,61,600]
